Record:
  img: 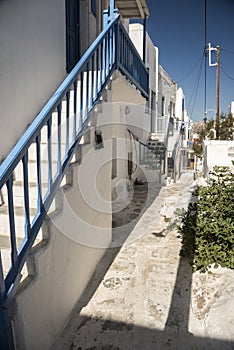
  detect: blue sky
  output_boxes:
[141,0,234,122]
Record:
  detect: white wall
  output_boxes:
[11,72,147,350]
[228,101,234,115]
[157,65,177,138]
[129,23,158,134]
[100,72,146,189]
[183,112,193,144]
[12,119,113,350]
[0,0,67,161]
[175,87,185,122]
[203,140,234,178]
[0,0,108,162]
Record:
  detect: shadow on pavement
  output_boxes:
[55,177,234,349]
[68,255,234,350]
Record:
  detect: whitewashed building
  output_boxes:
[203,140,234,178]
[228,101,234,115]
[0,1,190,349]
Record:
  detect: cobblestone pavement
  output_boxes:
[53,172,234,350]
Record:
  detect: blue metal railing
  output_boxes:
[118,23,149,98]
[0,15,148,349]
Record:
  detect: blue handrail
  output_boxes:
[0,15,149,349]
[117,23,149,98]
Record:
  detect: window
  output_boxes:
[169,117,174,136]
[91,0,97,16]
[65,0,80,73]
[151,91,156,132]
[161,96,165,116]
[145,90,151,114]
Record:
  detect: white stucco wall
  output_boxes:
[175,87,184,122]
[203,140,234,178]
[129,23,158,134]
[183,112,193,144]
[157,65,177,137]
[11,72,148,349]
[228,101,234,115]
[12,122,113,350]
[0,0,67,161]
[105,73,146,189]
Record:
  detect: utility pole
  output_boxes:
[208,43,220,139]
[215,45,220,139]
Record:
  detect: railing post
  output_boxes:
[36,134,43,212]
[103,1,119,30]
[115,21,119,68]
[103,9,109,30]
[22,153,31,239]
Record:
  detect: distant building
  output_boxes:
[228,101,234,115]
[203,140,234,178]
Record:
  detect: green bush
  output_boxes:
[179,166,234,272]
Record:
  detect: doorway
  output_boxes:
[65,0,80,73]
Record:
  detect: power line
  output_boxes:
[221,48,234,55]
[190,58,204,117]
[176,56,203,83]
[221,66,234,80]
[187,54,205,116]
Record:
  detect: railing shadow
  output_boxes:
[58,254,234,350]
[54,178,234,350]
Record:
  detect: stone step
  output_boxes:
[13,159,58,183]
[0,200,44,282]
[0,180,57,210]
[0,248,28,280]
[40,115,77,145]
[28,141,68,163]
[0,204,38,235]
[13,139,88,183]
[0,231,42,250]
[39,72,97,144]
[38,124,91,157]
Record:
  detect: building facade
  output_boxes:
[0,1,191,349]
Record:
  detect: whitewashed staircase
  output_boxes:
[0,80,107,287]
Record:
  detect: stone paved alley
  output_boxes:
[53,173,234,350]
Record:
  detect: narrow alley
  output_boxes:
[53,172,234,350]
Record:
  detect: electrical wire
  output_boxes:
[176,56,203,83]
[221,48,234,55]
[221,66,234,80]
[187,53,205,116]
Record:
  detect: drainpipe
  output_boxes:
[143,16,147,63]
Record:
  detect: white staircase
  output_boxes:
[0,79,105,286]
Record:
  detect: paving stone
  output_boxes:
[53,172,234,350]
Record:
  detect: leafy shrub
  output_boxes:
[179,167,234,272]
